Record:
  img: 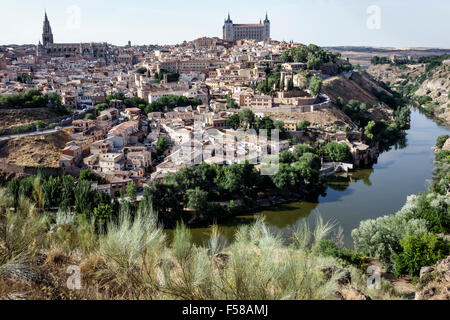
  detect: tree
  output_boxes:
[186,187,208,212]
[42,176,62,209]
[279,150,294,164]
[293,144,315,160]
[226,95,239,109]
[79,169,99,182]
[298,152,321,171]
[157,137,170,156]
[309,76,323,96]
[93,203,114,227]
[364,121,376,141]
[226,114,241,130]
[239,109,255,129]
[140,182,182,225]
[325,142,352,163]
[74,180,94,215]
[95,103,109,116]
[126,181,137,202]
[272,163,296,190]
[7,178,20,209]
[136,67,148,75]
[274,120,285,133]
[297,120,311,130]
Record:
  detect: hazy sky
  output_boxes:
[1,0,449,47]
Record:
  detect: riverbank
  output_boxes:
[184,109,450,246]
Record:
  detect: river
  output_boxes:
[183,109,450,247]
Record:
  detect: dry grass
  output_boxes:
[0,108,69,129]
[0,129,70,167]
[0,190,399,300]
[267,107,354,127]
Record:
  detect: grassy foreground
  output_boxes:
[0,190,397,300]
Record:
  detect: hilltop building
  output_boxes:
[37,12,109,59]
[223,13,270,42]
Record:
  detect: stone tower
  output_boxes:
[223,13,234,41]
[42,11,54,46]
[263,12,270,41]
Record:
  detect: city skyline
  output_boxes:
[0,0,449,47]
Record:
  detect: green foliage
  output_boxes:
[436,135,449,149]
[79,169,99,182]
[410,192,450,234]
[125,182,137,203]
[136,67,148,75]
[154,69,180,83]
[282,44,339,70]
[393,234,450,277]
[226,94,239,109]
[279,150,294,164]
[226,114,241,130]
[34,120,46,130]
[319,240,368,269]
[352,195,430,270]
[156,136,170,156]
[186,187,208,212]
[13,124,33,134]
[0,89,62,109]
[93,203,114,227]
[74,180,95,215]
[309,76,323,96]
[239,109,255,129]
[293,144,315,160]
[148,95,201,113]
[370,56,390,65]
[325,142,352,163]
[297,120,311,130]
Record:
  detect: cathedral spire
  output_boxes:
[42,11,54,46]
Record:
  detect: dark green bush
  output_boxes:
[319,239,368,269]
[436,135,449,149]
[393,234,450,277]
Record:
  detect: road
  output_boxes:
[0,125,73,142]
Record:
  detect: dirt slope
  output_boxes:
[0,129,70,168]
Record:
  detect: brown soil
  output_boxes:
[0,108,69,129]
[267,107,354,127]
[0,129,70,168]
[322,76,379,106]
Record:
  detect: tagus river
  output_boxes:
[184,109,450,247]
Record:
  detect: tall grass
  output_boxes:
[0,187,394,300]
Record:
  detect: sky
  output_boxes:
[0,0,449,48]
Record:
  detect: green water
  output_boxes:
[179,109,450,247]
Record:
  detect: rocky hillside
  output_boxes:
[368,58,450,124]
[322,71,393,107]
[415,256,450,300]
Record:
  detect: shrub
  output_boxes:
[436,135,449,149]
[393,234,450,277]
[34,120,46,130]
[319,240,369,269]
[352,195,429,270]
[325,142,352,163]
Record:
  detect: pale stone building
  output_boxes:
[223,13,270,42]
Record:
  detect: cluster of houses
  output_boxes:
[0,37,378,197]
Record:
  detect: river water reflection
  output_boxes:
[178,109,450,247]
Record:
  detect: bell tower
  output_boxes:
[42,11,54,46]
